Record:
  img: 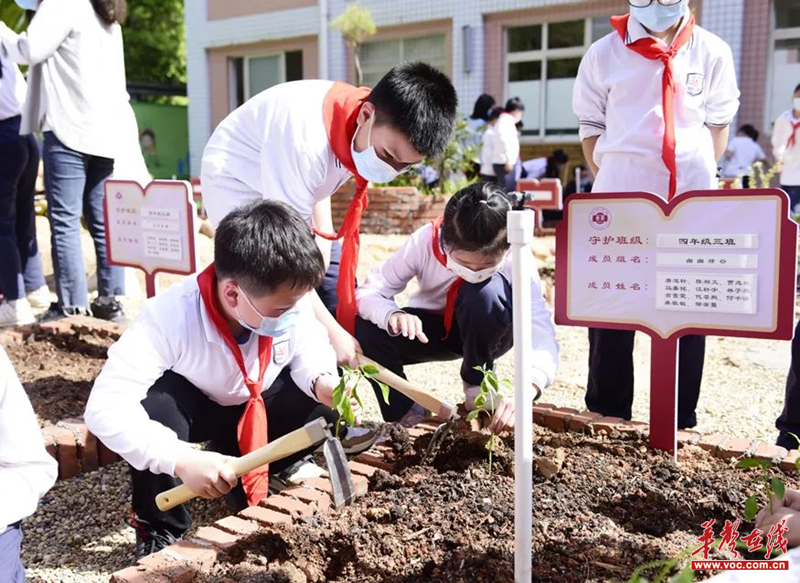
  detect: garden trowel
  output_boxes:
[155,417,356,511]
[355,354,459,462]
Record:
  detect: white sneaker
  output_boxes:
[0,299,36,327]
[26,285,52,309]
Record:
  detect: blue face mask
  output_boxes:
[235,289,301,338]
[631,1,687,34]
[14,0,38,11]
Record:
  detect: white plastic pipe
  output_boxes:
[508,208,535,582]
[318,0,329,80]
[575,166,582,193]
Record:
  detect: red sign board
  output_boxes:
[518,178,563,235]
[555,190,797,456]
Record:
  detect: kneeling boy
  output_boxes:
[85,201,359,561]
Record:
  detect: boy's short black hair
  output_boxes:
[739,124,759,142]
[215,200,324,296]
[370,61,458,159]
[505,97,525,113]
[471,93,496,121]
[441,182,511,257]
[794,83,800,94]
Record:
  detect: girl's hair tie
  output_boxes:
[478,200,489,205]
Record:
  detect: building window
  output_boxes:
[769,1,800,126]
[229,50,303,109]
[506,16,612,139]
[360,34,447,87]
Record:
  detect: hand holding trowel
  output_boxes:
[355,354,459,462]
[156,418,356,512]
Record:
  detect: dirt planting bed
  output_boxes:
[4,329,113,427]
[193,422,798,583]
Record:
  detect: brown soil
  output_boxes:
[4,332,113,427]
[198,423,799,582]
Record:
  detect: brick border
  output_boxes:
[0,316,127,482]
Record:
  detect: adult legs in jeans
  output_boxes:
[43,132,123,311]
[782,185,800,215]
[130,368,338,537]
[776,320,800,450]
[0,522,25,583]
[0,116,26,301]
[17,135,46,293]
[493,163,517,192]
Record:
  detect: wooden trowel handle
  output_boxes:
[356,354,457,420]
[156,418,328,512]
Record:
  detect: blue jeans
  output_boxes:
[43,132,123,310]
[0,117,44,301]
[782,185,800,214]
[0,522,25,583]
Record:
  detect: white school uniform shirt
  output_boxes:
[573,15,740,196]
[771,110,800,186]
[721,136,766,178]
[355,223,559,391]
[490,112,521,166]
[479,124,498,176]
[0,0,128,158]
[0,55,26,121]
[84,275,337,478]
[201,80,354,227]
[0,347,57,533]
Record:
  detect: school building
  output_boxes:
[186,0,800,173]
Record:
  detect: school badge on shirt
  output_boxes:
[686,73,705,97]
[273,339,290,365]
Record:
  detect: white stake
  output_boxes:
[508,207,535,582]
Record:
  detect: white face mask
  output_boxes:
[631,1,687,34]
[235,288,300,337]
[14,0,38,10]
[793,98,800,112]
[446,255,504,284]
[351,115,407,184]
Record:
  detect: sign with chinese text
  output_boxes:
[104,180,197,297]
[556,190,797,456]
[518,178,562,236]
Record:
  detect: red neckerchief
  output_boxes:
[787,120,800,150]
[610,13,696,201]
[317,82,372,334]
[197,263,273,506]
[431,217,463,340]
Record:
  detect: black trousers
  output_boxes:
[130,368,338,537]
[776,320,800,449]
[316,240,341,316]
[586,328,705,429]
[355,274,514,421]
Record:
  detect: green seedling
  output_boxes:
[332,364,390,438]
[628,547,695,583]
[466,364,512,476]
[737,432,800,521]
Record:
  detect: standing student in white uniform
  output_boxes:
[572,0,740,428]
[0,346,58,582]
[354,182,558,432]
[490,97,525,192]
[201,62,458,366]
[85,201,365,562]
[722,124,766,188]
[771,83,800,214]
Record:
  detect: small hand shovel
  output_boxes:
[355,355,459,462]
[156,418,356,512]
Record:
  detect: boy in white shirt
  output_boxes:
[572,0,739,428]
[771,83,800,213]
[85,200,362,562]
[0,345,58,582]
[722,124,766,188]
[354,182,558,433]
[201,63,458,367]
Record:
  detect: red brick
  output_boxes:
[677,430,702,445]
[352,474,369,497]
[263,495,314,517]
[161,540,219,571]
[57,418,98,472]
[752,443,789,464]
[616,421,648,437]
[348,460,378,478]
[544,408,580,433]
[213,516,260,536]
[193,526,243,552]
[41,430,57,461]
[300,476,334,494]
[591,416,625,435]
[781,450,800,472]
[697,433,728,456]
[37,319,74,336]
[98,440,120,467]
[354,451,395,471]
[406,426,432,439]
[280,486,332,514]
[46,425,80,479]
[110,566,169,582]
[567,412,603,432]
[239,505,292,526]
[533,403,556,425]
[717,438,755,460]
[70,314,126,338]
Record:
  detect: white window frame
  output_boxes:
[505,17,611,145]
[360,33,448,87]
[243,52,287,101]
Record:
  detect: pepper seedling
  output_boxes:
[628,547,695,583]
[466,364,512,476]
[332,364,390,438]
[737,432,800,521]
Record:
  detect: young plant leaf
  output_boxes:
[466,409,482,422]
[787,432,800,448]
[737,459,763,469]
[771,477,786,502]
[500,379,513,395]
[378,381,391,405]
[361,364,380,376]
[795,457,800,472]
[669,568,695,583]
[744,496,759,522]
[473,365,484,373]
[352,385,365,412]
[486,371,499,392]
